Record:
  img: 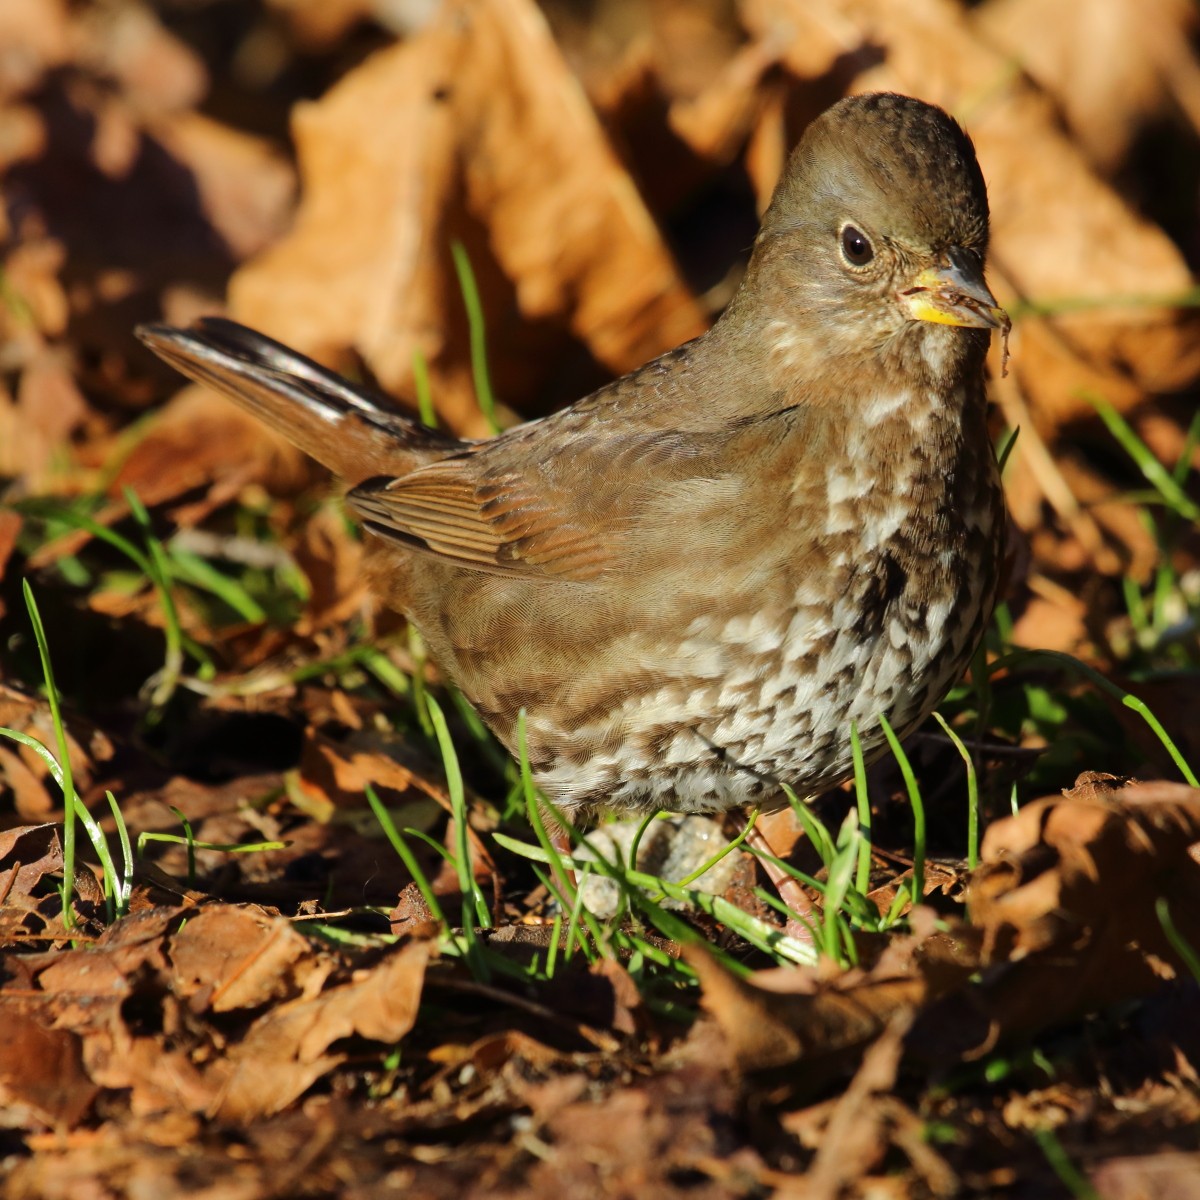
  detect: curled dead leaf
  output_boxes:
[970,774,1200,965]
[215,938,430,1119]
[169,904,319,1012]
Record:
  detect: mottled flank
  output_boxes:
[138,92,1006,822]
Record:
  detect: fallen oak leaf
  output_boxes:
[0,823,106,919]
[973,0,1194,174]
[168,903,321,1013]
[690,775,1200,1085]
[8,911,217,1117]
[213,938,430,1120]
[0,1004,98,1129]
[969,774,1200,965]
[682,913,976,1086]
[797,1015,960,1200]
[908,774,1200,1062]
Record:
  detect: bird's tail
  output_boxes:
[136,317,464,482]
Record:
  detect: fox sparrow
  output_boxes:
[139,93,1008,836]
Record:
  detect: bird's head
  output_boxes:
[729,92,1009,381]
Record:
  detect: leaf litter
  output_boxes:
[3,0,1200,1195]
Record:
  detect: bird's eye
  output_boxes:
[839,225,874,267]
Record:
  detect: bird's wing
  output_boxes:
[346,455,615,580]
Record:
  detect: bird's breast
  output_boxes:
[496,380,1004,817]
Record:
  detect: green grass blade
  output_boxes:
[365,784,447,925]
[0,724,124,923]
[164,544,268,623]
[495,831,816,967]
[1171,407,1200,486]
[821,819,859,964]
[168,805,198,886]
[674,805,759,889]
[1155,896,1200,986]
[989,648,1198,786]
[406,628,434,737]
[358,646,412,697]
[450,240,499,433]
[136,833,285,854]
[514,709,578,906]
[21,580,79,926]
[628,810,657,874]
[411,347,437,430]
[1009,284,1200,320]
[995,425,1020,475]
[849,721,872,892]
[545,910,563,978]
[106,790,133,917]
[427,696,491,981]
[1033,1128,1099,1200]
[124,488,186,706]
[933,711,980,870]
[1081,391,1200,521]
[879,714,925,905]
[781,783,837,866]
[427,696,490,927]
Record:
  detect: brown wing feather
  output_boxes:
[346,458,613,580]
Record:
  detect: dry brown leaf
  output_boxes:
[0,508,21,607]
[266,0,423,48]
[1090,1151,1200,1200]
[291,505,366,637]
[1008,589,1089,657]
[739,0,861,81]
[6,908,218,1117]
[974,0,1194,173]
[0,238,68,341]
[297,725,453,812]
[0,747,56,821]
[684,934,949,1079]
[696,773,1200,1080]
[0,47,292,393]
[667,36,785,164]
[799,1019,923,1200]
[168,905,320,1012]
[215,938,430,1120]
[146,111,296,261]
[0,349,87,487]
[0,824,66,912]
[230,0,707,435]
[0,0,71,99]
[75,1,208,113]
[970,774,1200,964]
[0,102,46,175]
[751,804,807,864]
[0,1003,97,1128]
[0,689,113,819]
[520,1051,751,1200]
[901,774,1200,1061]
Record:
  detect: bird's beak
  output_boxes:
[900,247,1009,331]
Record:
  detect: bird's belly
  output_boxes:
[531,545,994,817]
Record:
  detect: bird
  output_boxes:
[138,92,1008,900]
